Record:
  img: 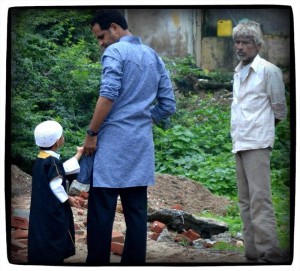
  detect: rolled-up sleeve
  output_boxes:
[267,68,288,120]
[151,60,176,122]
[100,49,123,101]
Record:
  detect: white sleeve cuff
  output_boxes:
[63,156,80,175]
[49,177,69,203]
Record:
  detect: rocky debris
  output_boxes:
[147,219,243,254]
[10,209,30,263]
[9,165,247,264]
[10,196,241,264]
[148,209,228,239]
[68,179,90,195]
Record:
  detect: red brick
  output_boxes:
[11,216,29,230]
[79,191,89,200]
[17,249,28,259]
[11,239,27,252]
[203,241,215,248]
[112,232,125,243]
[174,234,193,246]
[77,210,84,216]
[75,196,85,207]
[11,250,27,263]
[150,221,166,233]
[11,229,28,239]
[74,223,81,231]
[149,232,160,241]
[182,229,201,241]
[171,204,183,210]
[111,242,124,255]
[16,249,28,258]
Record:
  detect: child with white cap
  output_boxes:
[28,120,83,264]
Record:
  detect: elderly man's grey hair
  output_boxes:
[232,19,264,46]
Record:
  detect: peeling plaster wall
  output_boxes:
[125,8,291,78]
[201,36,291,83]
[127,9,194,57]
[201,38,235,72]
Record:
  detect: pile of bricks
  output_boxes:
[10,191,90,263]
[148,203,202,246]
[148,220,201,245]
[11,196,236,263]
[10,191,127,263]
[11,215,29,263]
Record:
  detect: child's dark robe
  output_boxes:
[28,151,75,265]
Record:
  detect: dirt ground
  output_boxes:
[10,164,248,265]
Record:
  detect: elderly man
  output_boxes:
[230,20,288,263]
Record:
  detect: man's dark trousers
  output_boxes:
[86,185,148,265]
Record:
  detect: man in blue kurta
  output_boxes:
[83,9,176,264]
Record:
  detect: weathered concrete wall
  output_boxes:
[201,35,291,83]
[125,8,291,77]
[201,38,235,72]
[262,36,291,68]
[127,9,194,57]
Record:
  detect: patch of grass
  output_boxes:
[212,241,244,253]
[199,205,243,238]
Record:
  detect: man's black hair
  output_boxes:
[91,9,128,30]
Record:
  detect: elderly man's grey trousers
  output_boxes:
[235,148,284,263]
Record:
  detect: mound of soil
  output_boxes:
[10,165,231,216]
[9,165,247,264]
[148,174,231,215]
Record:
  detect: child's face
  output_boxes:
[56,135,65,148]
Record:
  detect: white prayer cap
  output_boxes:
[34,120,63,147]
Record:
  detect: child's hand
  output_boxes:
[68,196,80,208]
[75,146,84,161]
[77,146,84,154]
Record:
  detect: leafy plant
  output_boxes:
[10,8,100,172]
[154,94,236,196]
[163,55,233,96]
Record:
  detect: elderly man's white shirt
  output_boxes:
[231,55,287,153]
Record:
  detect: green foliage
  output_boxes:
[10,10,291,249]
[163,55,233,96]
[10,8,100,172]
[212,241,245,253]
[154,95,236,196]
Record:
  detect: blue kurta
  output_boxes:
[93,36,176,188]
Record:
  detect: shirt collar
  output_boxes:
[119,35,142,44]
[235,54,261,73]
[249,54,261,72]
[44,150,60,159]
